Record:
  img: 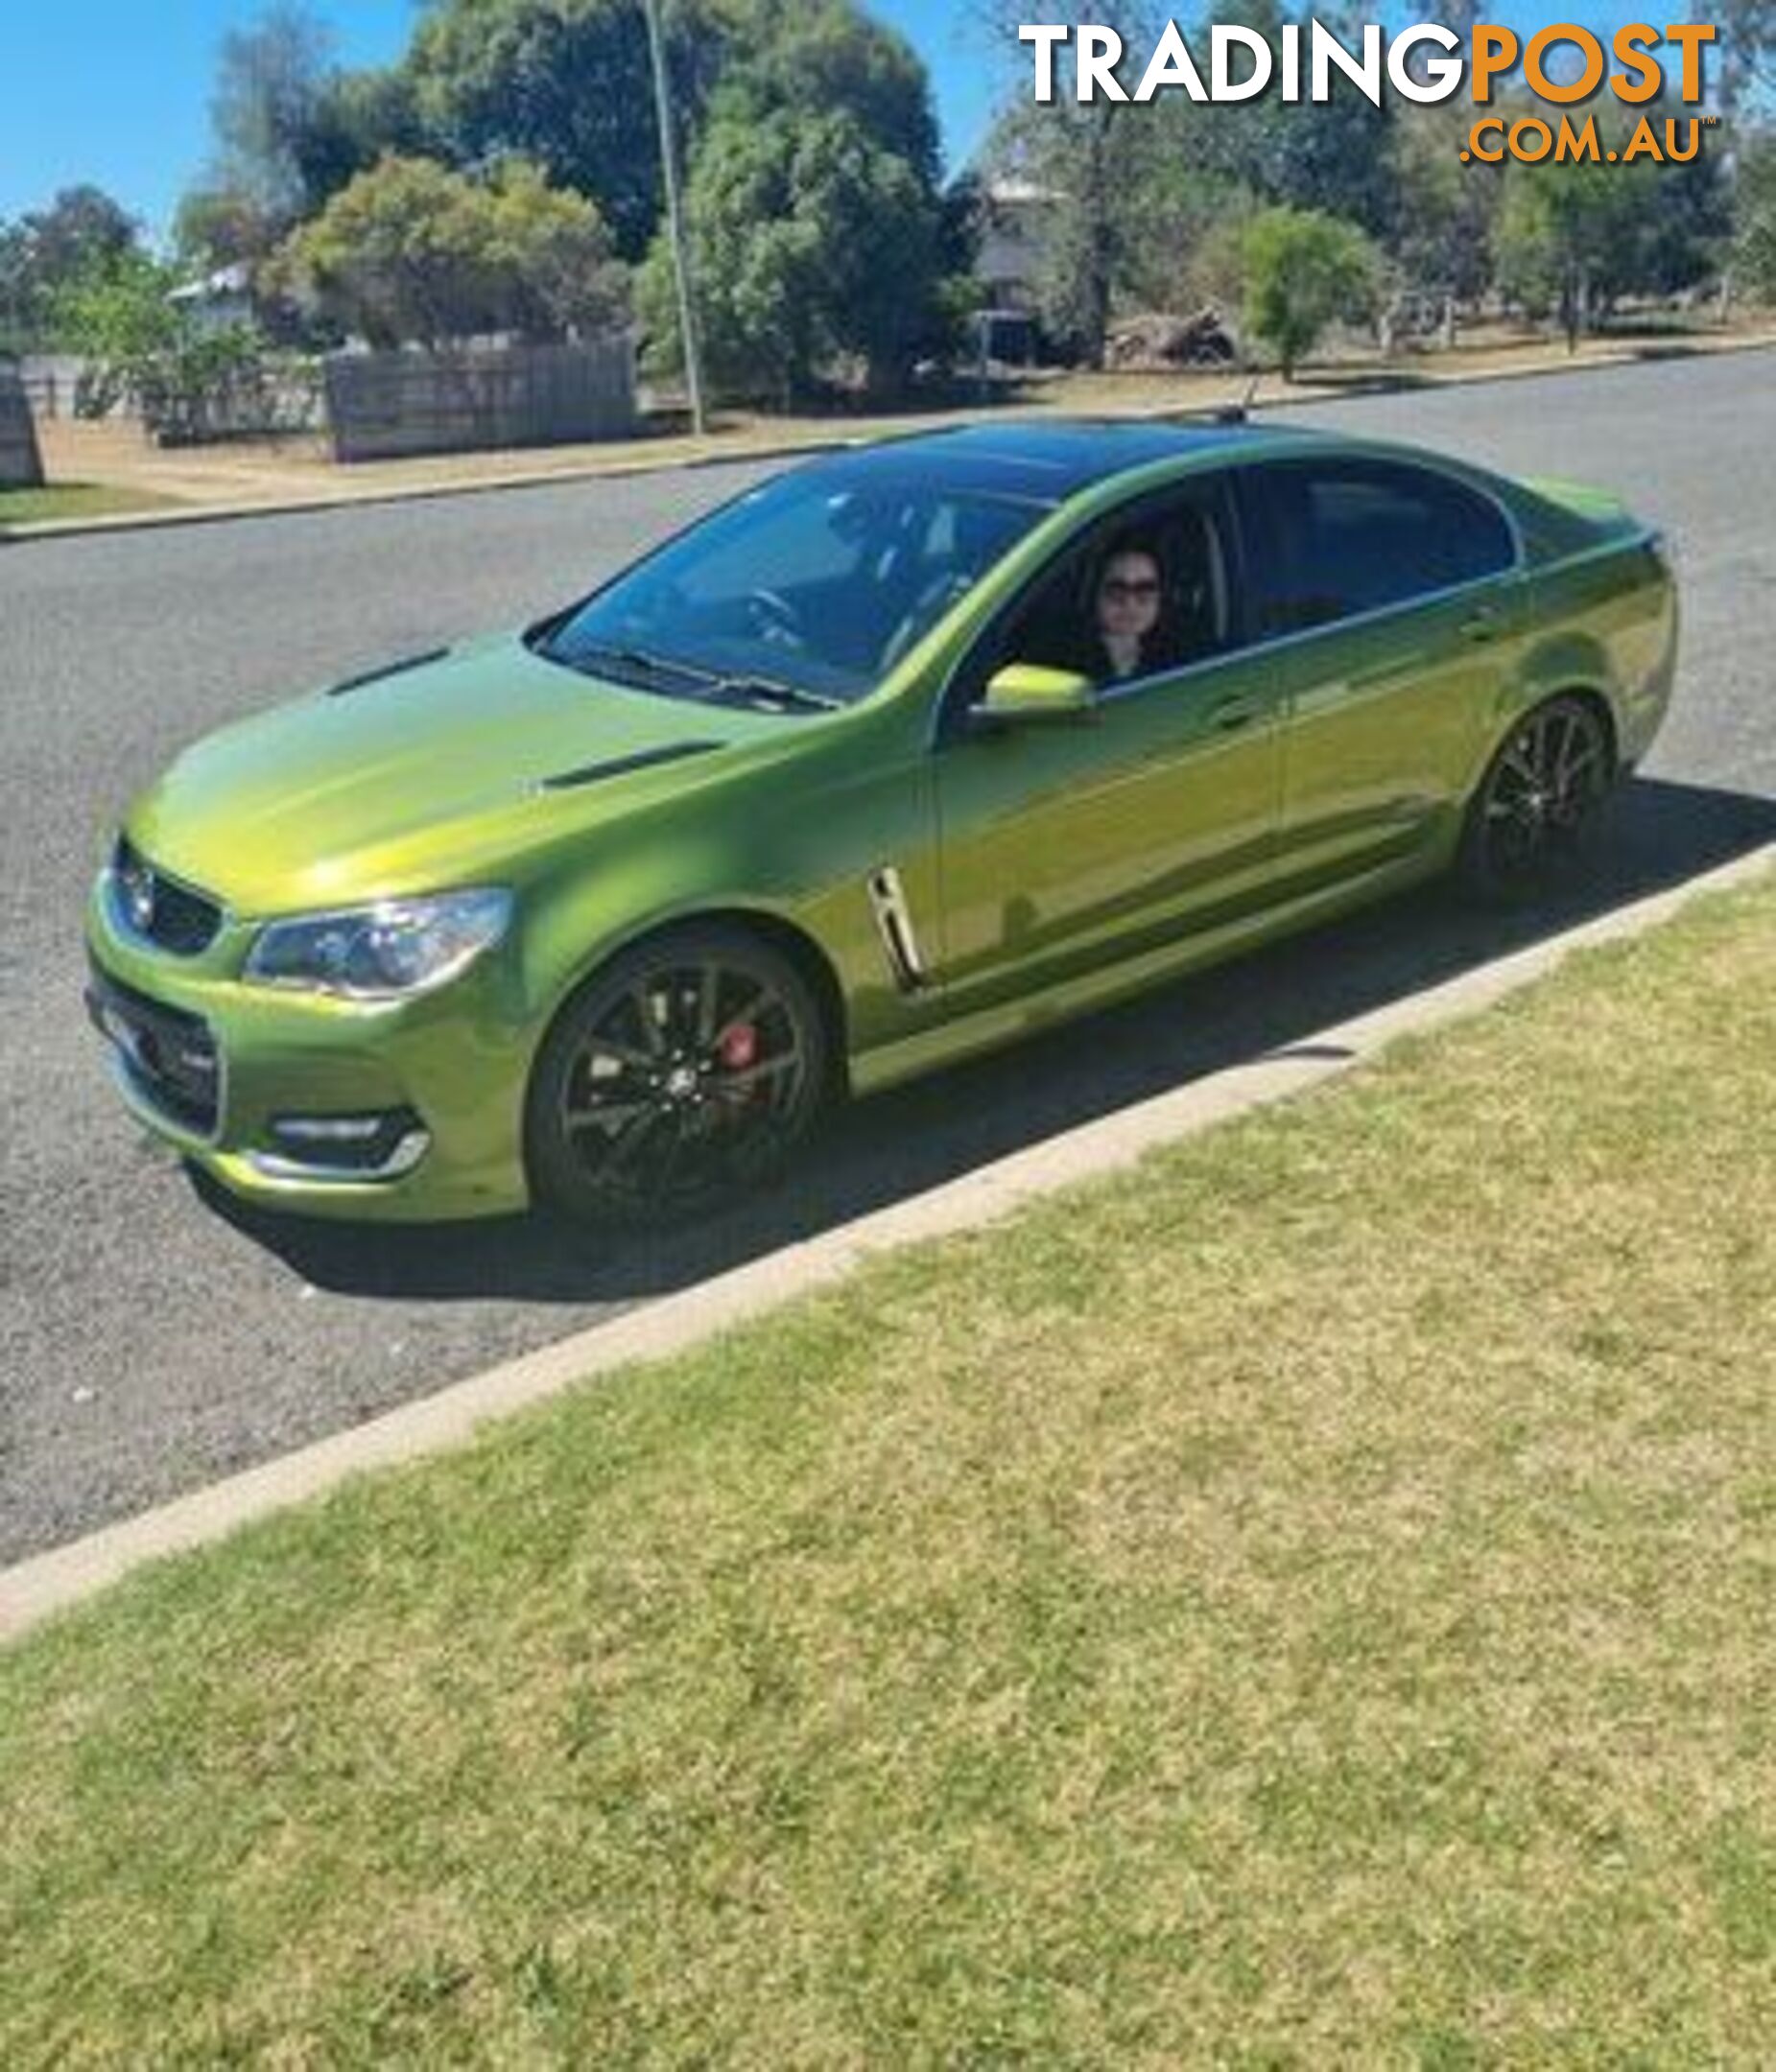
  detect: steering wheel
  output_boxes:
[743,587,809,650]
[880,571,975,673]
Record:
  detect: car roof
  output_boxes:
[807,416,1301,506]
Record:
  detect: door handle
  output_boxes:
[1459,607,1504,644]
[1209,696,1263,732]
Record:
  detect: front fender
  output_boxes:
[511,710,941,1074]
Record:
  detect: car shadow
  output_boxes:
[191,774,1774,1305]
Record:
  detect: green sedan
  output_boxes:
[86,418,1676,1224]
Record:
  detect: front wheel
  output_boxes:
[525,924,829,1227]
[1457,695,1615,904]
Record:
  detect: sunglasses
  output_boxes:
[1101,577,1161,602]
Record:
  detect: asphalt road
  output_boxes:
[4,351,1774,1566]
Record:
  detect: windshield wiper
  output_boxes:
[706,675,843,715]
[544,638,841,714]
[547,640,719,695]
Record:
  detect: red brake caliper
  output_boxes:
[718,1022,760,1106]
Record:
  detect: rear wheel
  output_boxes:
[1458,695,1614,903]
[526,924,828,1226]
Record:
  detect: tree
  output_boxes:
[973,2,1163,366]
[51,247,307,442]
[1492,100,1727,349]
[409,0,937,266]
[273,153,627,348]
[976,3,1397,362]
[637,105,948,404]
[1387,103,1504,319]
[984,96,1149,366]
[1242,205,1381,378]
[174,188,283,272]
[0,187,141,349]
[19,185,139,284]
[634,4,959,403]
[1141,0,1398,247]
[185,4,425,266]
[1706,0,1776,116]
[407,0,737,261]
[0,221,36,351]
[1493,155,1638,349]
[711,3,942,184]
[1738,131,1776,299]
[296,67,432,207]
[1695,2,1776,312]
[209,3,336,224]
[54,248,182,373]
[481,157,631,339]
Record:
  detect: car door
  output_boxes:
[929,472,1286,1020]
[1232,457,1524,889]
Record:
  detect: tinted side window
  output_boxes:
[1238,460,1515,638]
[970,478,1243,695]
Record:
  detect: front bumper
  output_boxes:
[84,880,536,1222]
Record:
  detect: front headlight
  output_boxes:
[243,888,514,1001]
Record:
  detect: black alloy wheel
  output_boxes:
[1460,695,1614,902]
[526,924,828,1225]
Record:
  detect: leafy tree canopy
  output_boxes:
[272,153,628,348]
[707,2,940,183]
[1242,204,1381,377]
[209,3,336,223]
[406,0,738,261]
[186,6,428,267]
[0,186,142,350]
[1492,96,1730,342]
[637,102,951,403]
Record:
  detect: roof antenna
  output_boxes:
[1212,373,1261,427]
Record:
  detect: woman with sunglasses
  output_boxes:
[1090,537,1170,682]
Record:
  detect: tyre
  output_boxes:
[1457,694,1615,904]
[525,923,830,1226]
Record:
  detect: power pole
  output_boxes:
[643,0,706,436]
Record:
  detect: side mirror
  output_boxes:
[976,662,1098,727]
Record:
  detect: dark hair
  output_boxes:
[1096,532,1166,588]
[1088,530,1183,673]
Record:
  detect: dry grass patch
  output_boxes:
[3,875,1773,2064]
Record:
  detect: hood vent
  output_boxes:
[327,648,450,697]
[539,740,725,792]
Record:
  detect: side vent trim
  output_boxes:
[326,648,450,697]
[539,740,725,792]
[866,865,930,994]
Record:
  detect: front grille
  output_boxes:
[112,836,224,956]
[86,963,221,1137]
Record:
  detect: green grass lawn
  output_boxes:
[4,874,1773,2064]
[0,482,178,530]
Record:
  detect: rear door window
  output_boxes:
[1236,459,1516,639]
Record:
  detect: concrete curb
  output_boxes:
[9,333,1775,549]
[4,841,1770,1644]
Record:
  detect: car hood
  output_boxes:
[124,634,751,915]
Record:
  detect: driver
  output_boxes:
[1087,537,1167,683]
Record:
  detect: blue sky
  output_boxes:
[0,3,1701,238]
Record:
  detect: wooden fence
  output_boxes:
[323,338,636,463]
[0,365,44,487]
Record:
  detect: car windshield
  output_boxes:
[535,463,1050,708]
